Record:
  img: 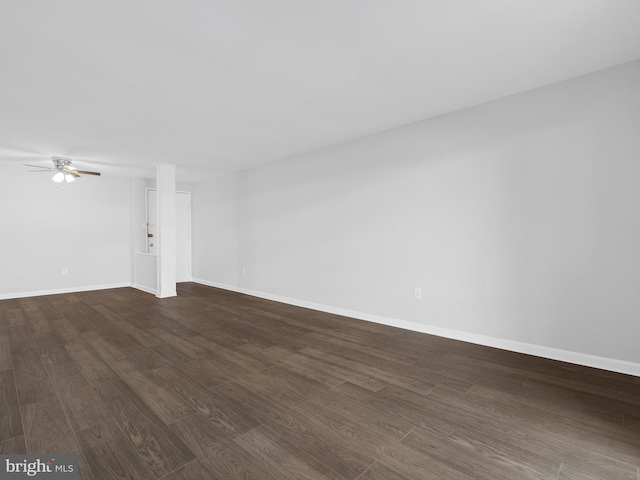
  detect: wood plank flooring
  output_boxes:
[1,283,639,480]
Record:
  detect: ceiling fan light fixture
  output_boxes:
[52,171,65,183]
[64,173,76,182]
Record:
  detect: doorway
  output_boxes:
[146,189,192,283]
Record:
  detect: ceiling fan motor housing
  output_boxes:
[52,156,73,169]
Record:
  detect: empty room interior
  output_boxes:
[1,1,640,479]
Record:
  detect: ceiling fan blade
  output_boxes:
[70,171,81,178]
[23,163,51,169]
[76,170,101,176]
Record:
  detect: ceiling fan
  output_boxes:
[24,156,101,183]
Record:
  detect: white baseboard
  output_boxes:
[0,282,132,300]
[133,284,157,295]
[192,278,640,378]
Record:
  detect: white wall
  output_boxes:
[0,168,131,297]
[231,61,640,366]
[192,173,238,286]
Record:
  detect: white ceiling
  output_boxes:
[1,0,640,182]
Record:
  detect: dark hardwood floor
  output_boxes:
[1,283,639,480]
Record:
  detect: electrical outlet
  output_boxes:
[414,287,422,299]
[62,267,69,276]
